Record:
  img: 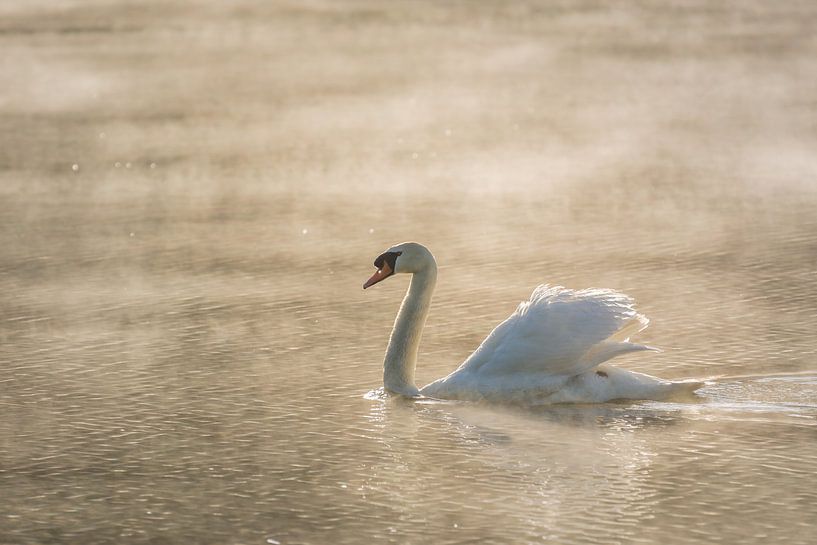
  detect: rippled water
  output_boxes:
[2,1,816,544]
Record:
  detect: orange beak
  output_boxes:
[363,261,393,289]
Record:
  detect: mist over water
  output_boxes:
[1,1,816,544]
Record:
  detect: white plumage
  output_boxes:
[364,242,703,404]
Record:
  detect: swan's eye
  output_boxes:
[374,251,402,270]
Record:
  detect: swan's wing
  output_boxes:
[458,284,649,378]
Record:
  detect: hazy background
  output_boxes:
[1,1,816,544]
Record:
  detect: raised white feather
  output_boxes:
[460,285,651,377]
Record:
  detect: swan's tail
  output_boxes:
[607,368,706,401]
[665,379,706,397]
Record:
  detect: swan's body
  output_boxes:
[364,242,703,404]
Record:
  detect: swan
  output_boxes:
[363,242,703,403]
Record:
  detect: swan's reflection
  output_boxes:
[356,396,691,541]
[355,375,817,541]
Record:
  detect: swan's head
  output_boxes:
[363,242,435,289]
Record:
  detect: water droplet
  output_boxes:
[411,152,419,159]
[129,232,135,237]
[368,228,374,234]
[125,162,132,169]
[301,228,308,235]
[149,162,157,169]
[71,164,79,172]
[115,162,121,168]
[444,128,452,136]
[99,132,106,139]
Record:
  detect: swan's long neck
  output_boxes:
[383,265,437,396]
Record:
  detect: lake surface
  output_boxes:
[1,1,816,544]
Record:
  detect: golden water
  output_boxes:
[1,2,816,544]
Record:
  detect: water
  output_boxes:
[1,1,816,544]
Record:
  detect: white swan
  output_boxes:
[363,242,703,403]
